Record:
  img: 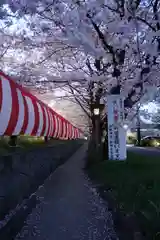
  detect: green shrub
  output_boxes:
[140,139,150,147]
[127,135,137,144]
[140,138,160,147]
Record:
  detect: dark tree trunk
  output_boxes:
[137,126,141,146]
[44,136,48,142]
[136,107,141,146]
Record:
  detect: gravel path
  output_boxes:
[15,144,118,240]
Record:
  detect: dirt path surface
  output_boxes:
[15,144,118,240]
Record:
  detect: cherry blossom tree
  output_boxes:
[1,0,159,106]
[0,0,160,138]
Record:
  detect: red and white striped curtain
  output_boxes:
[0,71,81,139]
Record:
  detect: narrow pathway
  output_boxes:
[15,144,117,240]
[128,145,160,156]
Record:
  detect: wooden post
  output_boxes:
[8,136,17,147]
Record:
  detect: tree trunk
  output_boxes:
[94,115,101,148]
[137,107,141,146]
[137,126,141,146]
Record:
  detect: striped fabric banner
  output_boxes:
[0,71,81,139]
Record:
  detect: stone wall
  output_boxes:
[0,140,82,220]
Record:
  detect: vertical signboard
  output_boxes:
[107,94,126,160]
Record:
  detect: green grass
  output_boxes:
[0,136,80,155]
[88,152,160,239]
[18,135,46,148]
[0,136,10,154]
[0,136,60,155]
